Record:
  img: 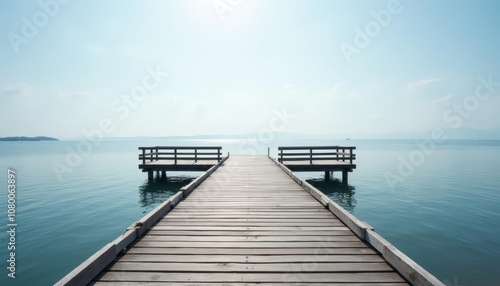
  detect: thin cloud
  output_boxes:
[55,91,95,98]
[431,93,454,105]
[2,82,28,96]
[327,82,343,95]
[73,91,94,97]
[281,84,303,94]
[86,43,105,54]
[407,78,441,90]
[324,82,355,98]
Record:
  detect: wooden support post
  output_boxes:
[342,170,348,184]
[148,171,153,180]
[161,171,167,180]
[325,171,330,181]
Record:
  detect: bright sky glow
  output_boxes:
[1,0,500,138]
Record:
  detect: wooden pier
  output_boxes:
[278,146,356,182]
[57,155,443,286]
[139,146,222,179]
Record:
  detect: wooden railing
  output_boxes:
[278,146,356,165]
[139,146,222,165]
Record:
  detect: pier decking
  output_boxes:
[58,155,443,286]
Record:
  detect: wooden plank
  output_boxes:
[109,262,393,272]
[162,210,334,215]
[178,203,323,207]
[93,282,409,286]
[113,229,137,254]
[134,194,175,236]
[154,221,345,227]
[152,223,345,228]
[140,235,360,242]
[145,230,355,236]
[150,226,350,231]
[55,243,116,286]
[172,207,328,211]
[126,247,377,255]
[365,230,445,286]
[162,211,340,218]
[188,193,312,197]
[117,254,385,263]
[158,218,342,223]
[184,197,317,201]
[133,241,368,248]
[97,272,405,283]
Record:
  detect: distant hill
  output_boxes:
[0,136,59,142]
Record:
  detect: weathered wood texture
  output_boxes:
[91,156,421,285]
[56,156,229,286]
[270,156,445,286]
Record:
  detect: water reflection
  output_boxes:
[138,175,196,208]
[306,177,357,213]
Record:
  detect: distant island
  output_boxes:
[0,136,59,142]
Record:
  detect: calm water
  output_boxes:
[0,139,499,285]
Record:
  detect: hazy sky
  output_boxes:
[1,0,500,138]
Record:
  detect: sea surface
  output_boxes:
[0,138,499,285]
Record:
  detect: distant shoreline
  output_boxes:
[0,136,59,142]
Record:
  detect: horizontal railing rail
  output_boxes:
[278,146,356,164]
[139,146,222,165]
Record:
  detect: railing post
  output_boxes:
[149,148,153,162]
[218,148,221,161]
[279,149,283,163]
[310,148,313,165]
[342,148,345,162]
[350,148,353,164]
[195,148,198,162]
[142,148,145,165]
[174,148,177,165]
[155,147,158,161]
